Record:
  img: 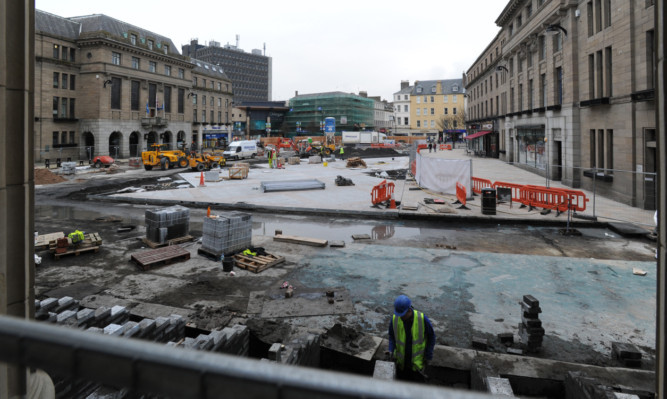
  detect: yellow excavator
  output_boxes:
[141,144,188,170]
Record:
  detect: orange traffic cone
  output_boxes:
[199,171,205,187]
[389,194,397,209]
[207,206,211,217]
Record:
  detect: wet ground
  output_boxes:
[33,159,658,370]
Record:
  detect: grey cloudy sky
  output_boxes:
[36,0,507,102]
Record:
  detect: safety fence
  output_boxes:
[371,179,396,207]
[470,177,590,217]
[438,144,453,151]
[453,182,469,209]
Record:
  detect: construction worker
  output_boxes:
[339,146,345,160]
[388,295,435,382]
[267,148,273,168]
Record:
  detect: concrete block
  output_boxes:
[498,332,514,344]
[487,377,514,396]
[137,318,156,338]
[506,348,524,356]
[472,337,488,350]
[523,294,539,308]
[611,342,642,360]
[372,360,396,381]
[103,324,123,336]
[121,321,140,338]
[56,310,77,323]
[268,343,283,362]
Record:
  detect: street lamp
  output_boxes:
[496,65,509,73]
[545,24,568,37]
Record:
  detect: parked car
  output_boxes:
[92,155,115,168]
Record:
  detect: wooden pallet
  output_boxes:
[131,245,191,271]
[141,235,194,249]
[35,232,64,251]
[53,246,100,260]
[232,253,285,273]
[48,233,103,252]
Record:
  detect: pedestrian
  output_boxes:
[428,142,432,153]
[267,148,273,168]
[339,146,345,160]
[433,141,437,152]
[388,295,435,382]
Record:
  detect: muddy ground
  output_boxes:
[33,159,658,371]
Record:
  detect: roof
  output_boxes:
[67,13,179,55]
[393,85,413,95]
[189,58,231,80]
[412,79,464,95]
[35,10,81,40]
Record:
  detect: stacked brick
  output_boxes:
[264,334,320,367]
[145,205,190,244]
[173,325,249,357]
[611,342,643,368]
[518,295,545,353]
[201,212,252,257]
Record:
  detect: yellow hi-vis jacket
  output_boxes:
[243,249,256,256]
[392,310,426,371]
[68,230,85,244]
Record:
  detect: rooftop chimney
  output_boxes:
[401,80,410,90]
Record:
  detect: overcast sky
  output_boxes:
[36,0,506,102]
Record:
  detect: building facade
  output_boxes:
[182,39,272,103]
[285,92,375,135]
[34,10,233,161]
[410,79,465,141]
[466,0,656,209]
[393,81,413,136]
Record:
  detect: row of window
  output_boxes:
[416,95,458,104]
[415,108,458,116]
[587,0,612,37]
[52,131,75,146]
[52,97,75,119]
[128,33,169,54]
[394,94,410,101]
[415,85,459,94]
[589,129,614,171]
[415,120,458,129]
[192,77,230,92]
[52,44,75,62]
[53,72,75,90]
[112,51,186,79]
[192,109,229,124]
[508,0,547,37]
[588,47,613,99]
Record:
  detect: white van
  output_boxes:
[223,140,258,160]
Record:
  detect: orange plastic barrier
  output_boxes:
[417,144,428,153]
[439,144,452,151]
[493,181,525,204]
[410,160,416,176]
[454,182,469,209]
[558,188,589,212]
[371,179,395,206]
[471,177,493,195]
[521,185,571,213]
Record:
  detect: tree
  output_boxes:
[436,107,466,136]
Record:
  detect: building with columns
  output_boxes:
[466,0,656,209]
[34,10,233,162]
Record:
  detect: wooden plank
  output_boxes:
[35,232,65,251]
[273,234,328,247]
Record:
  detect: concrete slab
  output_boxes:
[608,222,651,237]
[255,287,354,318]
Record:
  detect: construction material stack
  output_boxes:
[199,212,252,258]
[519,294,544,353]
[145,205,190,245]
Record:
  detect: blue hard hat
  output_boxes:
[394,295,412,317]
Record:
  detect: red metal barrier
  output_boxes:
[417,144,428,153]
[471,177,493,195]
[493,181,525,204]
[371,179,395,206]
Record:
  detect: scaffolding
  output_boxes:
[285,92,375,135]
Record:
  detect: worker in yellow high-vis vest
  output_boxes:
[388,295,435,382]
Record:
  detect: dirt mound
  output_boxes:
[343,146,404,159]
[35,168,67,185]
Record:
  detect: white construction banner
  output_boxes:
[415,154,472,198]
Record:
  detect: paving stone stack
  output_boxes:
[174,325,249,357]
[61,161,78,175]
[518,295,545,353]
[201,212,252,256]
[264,334,320,367]
[612,342,643,368]
[145,205,190,244]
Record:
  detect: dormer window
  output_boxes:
[452,85,459,92]
[130,34,137,45]
[163,45,169,54]
[431,87,436,93]
[417,86,423,93]
[147,40,154,50]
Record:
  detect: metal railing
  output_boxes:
[0,316,489,399]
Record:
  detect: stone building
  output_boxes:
[466,0,656,209]
[410,79,465,141]
[34,10,233,162]
[392,81,413,136]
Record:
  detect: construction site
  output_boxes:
[20,145,658,398]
